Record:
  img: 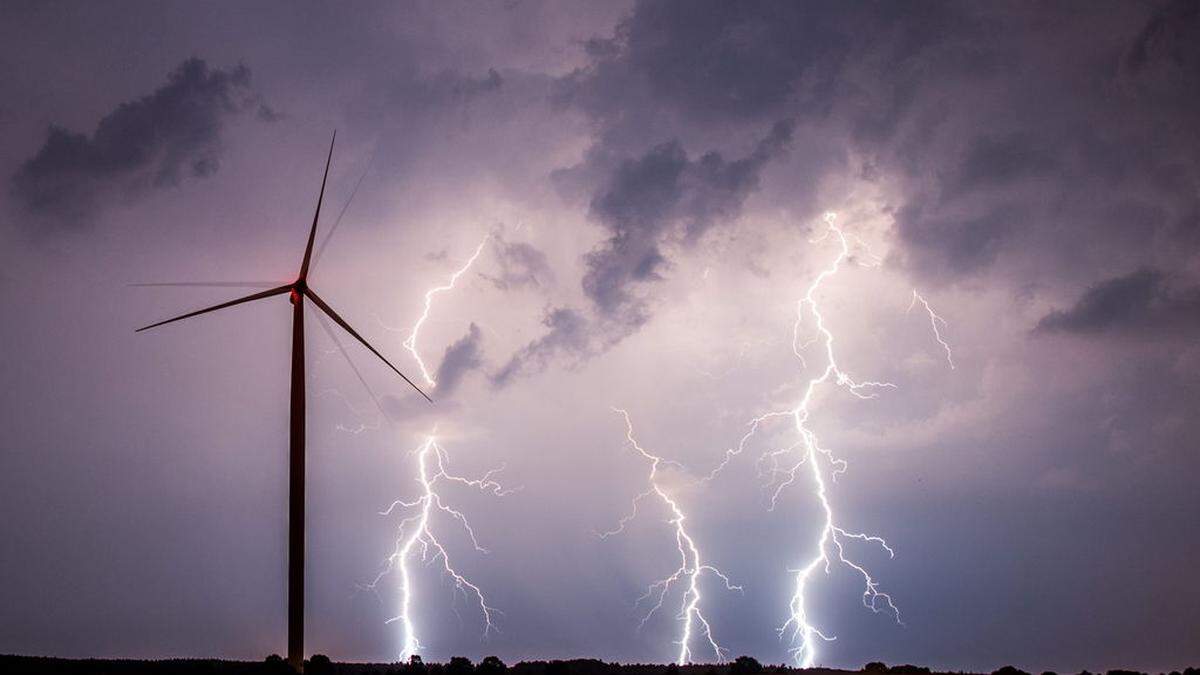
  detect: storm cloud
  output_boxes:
[484,234,554,291]
[10,58,268,225]
[1037,269,1200,336]
[582,119,794,323]
[491,307,591,388]
[433,323,484,397]
[2,2,1200,671]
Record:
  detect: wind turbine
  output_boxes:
[136,133,430,672]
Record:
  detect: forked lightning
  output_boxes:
[909,290,956,369]
[371,434,509,660]
[602,409,740,665]
[403,236,490,388]
[707,212,953,666]
[373,235,504,659]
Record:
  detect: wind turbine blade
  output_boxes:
[314,309,392,426]
[304,286,432,403]
[299,131,336,280]
[130,282,279,288]
[311,144,376,271]
[135,284,292,332]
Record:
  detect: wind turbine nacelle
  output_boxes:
[289,288,302,305]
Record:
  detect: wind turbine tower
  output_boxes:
[136,133,430,672]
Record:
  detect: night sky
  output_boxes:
[1,2,1198,673]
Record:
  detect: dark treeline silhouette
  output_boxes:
[2,655,1196,675]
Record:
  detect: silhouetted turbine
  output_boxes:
[136,132,430,672]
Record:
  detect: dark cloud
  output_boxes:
[380,325,485,417]
[360,64,506,158]
[547,0,1200,370]
[946,133,1059,200]
[255,103,285,123]
[557,0,852,125]
[569,1,1200,291]
[580,141,682,322]
[1036,268,1200,336]
[393,67,503,115]
[559,0,982,138]
[893,202,1024,280]
[433,323,484,397]
[873,2,1200,286]
[10,58,266,225]
[551,0,975,346]
[484,234,554,291]
[498,118,794,385]
[1121,0,1200,106]
[582,119,794,323]
[491,307,590,388]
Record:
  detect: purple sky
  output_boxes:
[1,1,1198,672]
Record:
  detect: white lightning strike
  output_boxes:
[403,236,490,387]
[705,212,903,667]
[774,212,905,667]
[368,434,510,660]
[909,290,956,369]
[601,408,741,665]
[777,212,906,667]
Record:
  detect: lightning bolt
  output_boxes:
[361,233,508,659]
[908,290,956,369]
[704,212,913,667]
[772,212,905,667]
[368,434,510,660]
[601,408,741,665]
[403,235,490,388]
